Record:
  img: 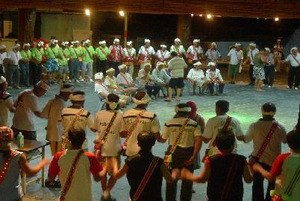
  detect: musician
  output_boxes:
[109,38,123,75]
[170,38,186,58]
[284,47,300,90]
[205,42,221,62]
[187,39,203,68]
[156,44,170,63]
[123,41,136,77]
[205,62,224,95]
[137,39,155,66]
[274,38,284,72]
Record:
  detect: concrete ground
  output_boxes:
[6,68,300,201]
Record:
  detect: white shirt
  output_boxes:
[138,46,155,62]
[122,108,160,156]
[137,69,151,86]
[95,82,110,97]
[123,47,136,60]
[202,114,244,155]
[116,72,134,86]
[170,45,186,56]
[244,119,286,166]
[156,50,170,61]
[248,48,259,65]
[152,68,170,84]
[187,68,205,81]
[92,110,123,156]
[168,57,187,78]
[104,76,118,88]
[227,48,242,65]
[0,52,8,65]
[187,45,203,60]
[285,53,300,67]
[7,50,22,65]
[13,90,39,131]
[0,91,14,127]
[205,49,221,61]
[206,69,224,82]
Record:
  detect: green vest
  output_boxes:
[82,46,95,63]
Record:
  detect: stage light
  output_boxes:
[85,9,90,16]
[275,17,279,22]
[191,14,194,17]
[207,14,212,19]
[119,10,125,17]
[199,14,203,17]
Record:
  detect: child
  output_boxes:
[0,126,48,201]
[181,130,252,201]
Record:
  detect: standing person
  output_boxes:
[206,61,225,95]
[0,44,8,77]
[170,38,186,58]
[181,130,253,201]
[152,62,171,97]
[121,91,161,157]
[137,39,155,66]
[6,43,22,89]
[91,93,123,201]
[123,41,136,77]
[165,51,187,102]
[69,41,82,83]
[45,39,59,84]
[41,84,74,155]
[47,129,104,201]
[284,47,300,90]
[242,102,287,201]
[0,76,15,127]
[202,100,244,157]
[264,48,276,88]
[274,38,284,72]
[159,103,202,201]
[12,81,49,140]
[137,63,160,99]
[253,49,267,92]
[81,39,95,82]
[227,43,243,84]
[187,61,207,95]
[31,41,45,85]
[114,132,178,201]
[0,127,49,201]
[108,38,123,75]
[205,42,221,62]
[58,41,70,83]
[95,41,109,73]
[187,39,203,66]
[19,43,31,87]
[156,44,170,63]
[243,43,259,85]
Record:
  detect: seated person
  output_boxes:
[104,67,131,96]
[206,62,225,95]
[187,61,207,95]
[151,62,170,97]
[137,63,160,99]
[95,72,128,108]
[116,64,137,89]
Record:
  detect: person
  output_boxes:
[181,130,253,201]
[264,47,275,88]
[170,38,186,58]
[123,41,136,77]
[165,51,187,102]
[187,61,207,95]
[227,43,243,84]
[151,61,170,97]
[31,41,45,85]
[156,44,170,63]
[0,127,49,201]
[202,100,244,157]
[109,38,123,75]
[114,132,178,201]
[12,81,49,140]
[252,129,300,201]
[19,43,31,87]
[91,93,123,201]
[0,44,8,77]
[243,43,259,85]
[81,39,95,82]
[206,61,225,95]
[58,41,70,83]
[187,39,203,66]
[253,48,267,92]
[121,91,161,157]
[0,76,15,127]
[45,39,59,84]
[284,47,300,90]
[6,43,22,89]
[205,42,221,62]
[159,103,202,201]
[69,41,82,83]
[137,39,155,66]
[41,84,74,155]
[274,38,284,72]
[105,68,131,97]
[47,129,104,201]
[95,40,109,73]
[242,102,287,201]
[60,91,94,149]
[137,63,160,99]
[116,64,138,90]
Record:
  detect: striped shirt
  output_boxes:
[168,57,187,78]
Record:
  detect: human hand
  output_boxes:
[184,156,195,166]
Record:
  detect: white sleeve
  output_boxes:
[104,78,110,86]
[233,119,243,136]
[138,47,142,54]
[187,69,193,79]
[202,119,213,139]
[227,49,233,57]
[244,123,254,143]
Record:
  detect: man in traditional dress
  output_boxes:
[170,38,186,58]
[137,39,155,67]
[109,38,123,75]
[152,61,171,97]
[123,41,136,77]
[187,39,202,67]
[205,42,221,62]
[156,44,170,64]
[69,41,82,83]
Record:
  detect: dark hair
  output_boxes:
[61,83,73,91]
[134,91,146,100]
[106,93,120,110]
[137,132,156,152]
[174,103,191,118]
[216,100,229,113]
[287,130,300,150]
[68,129,86,147]
[73,91,85,96]
[171,51,177,57]
[262,102,276,114]
[215,130,235,151]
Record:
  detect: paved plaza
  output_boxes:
[7,69,300,201]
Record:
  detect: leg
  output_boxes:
[264,66,270,85]
[180,170,194,201]
[208,83,214,94]
[13,65,20,87]
[269,66,275,87]
[294,67,300,88]
[168,87,173,101]
[176,88,181,101]
[87,62,93,80]
[81,62,87,81]
[288,67,294,88]
[166,178,177,201]
[7,65,13,87]
[19,63,25,86]
[24,63,30,86]
[73,59,79,81]
[252,169,265,201]
[249,64,255,84]
[219,83,224,94]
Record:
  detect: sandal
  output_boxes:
[45,179,61,188]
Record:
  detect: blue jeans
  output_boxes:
[31,62,42,85]
[20,62,30,86]
[71,59,80,81]
[7,64,19,87]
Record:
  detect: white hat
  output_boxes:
[85,39,90,44]
[60,84,74,93]
[235,43,241,47]
[37,41,44,47]
[249,42,256,47]
[99,40,106,45]
[156,61,165,68]
[174,38,181,43]
[113,38,120,44]
[61,42,66,46]
[193,39,200,43]
[69,92,85,102]
[13,44,21,49]
[64,41,69,45]
[0,44,6,49]
[127,41,133,46]
[72,40,79,45]
[50,39,58,44]
[23,43,30,48]
[0,76,7,85]
[265,47,271,53]
[132,93,151,105]
[291,47,298,53]
[144,39,150,43]
[36,80,49,91]
[160,44,167,48]
[207,62,216,67]
[211,42,217,47]
[95,72,104,80]
[106,68,115,73]
[193,61,202,66]
[118,64,127,70]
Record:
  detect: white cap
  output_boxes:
[291,47,298,53]
[36,80,49,91]
[0,44,6,49]
[143,63,151,69]
[106,68,115,73]
[72,40,79,45]
[70,92,85,102]
[50,39,58,44]
[193,61,202,66]
[174,38,181,43]
[61,42,66,46]
[60,84,74,93]
[113,38,120,44]
[160,44,167,48]
[99,40,105,45]
[118,64,127,70]
[85,39,90,44]
[144,39,150,43]
[127,41,132,46]
[211,42,217,47]
[0,76,7,85]
[207,62,216,67]
[264,47,271,53]
[64,41,69,45]
[249,42,256,47]
[95,72,104,80]
[235,43,241,47]
[13,44,21,49]
[37,41,44,47]
[193,39,200,43]
[23,43,30,48]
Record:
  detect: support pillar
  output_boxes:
[18,8,36,43]
[176,15,191,47]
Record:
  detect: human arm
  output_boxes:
[181,159,210,183]
[19,153,49,177]
[252,163,274,182]
[114,164,129,180]
[185,136,202,166]
[243,162,253,183]
[202,119,213,143]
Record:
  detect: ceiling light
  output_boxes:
[207,14,212,19]
[275,17,279,22]
[119,10,125,17]
[85,9,90,16]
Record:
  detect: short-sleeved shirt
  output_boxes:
[187,45,203,60]
[244,119,287,166]
[91,110,123,156]
[116,72,134,86]
[95,82,110,97]
[205,49,221,61]
[58,48,69,66]
[82,46,95,63]
[13,90,39,131]
[285,53,300,67]
[156,50,170,61]
[45,46,59,59]
[187,68,205,80]
[203,115,243,155]
[20,50,32,60]
[0,91,14,127]
[122,108,160,156]
[162,117,201,148]
[48,150,102,201]
[7,50,22,65]
[69,47,81,59]
[95,46,109,61]
[227,48,242,65]
[170,45,186,55]
[31,48,44,62]
[247,48,259,65]
[168,57,187,78]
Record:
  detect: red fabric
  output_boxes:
[86,152,103,175]
[186,101,197,119]
[270,152,291,176]
[109,45,122,61]
[48,151,64,176]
